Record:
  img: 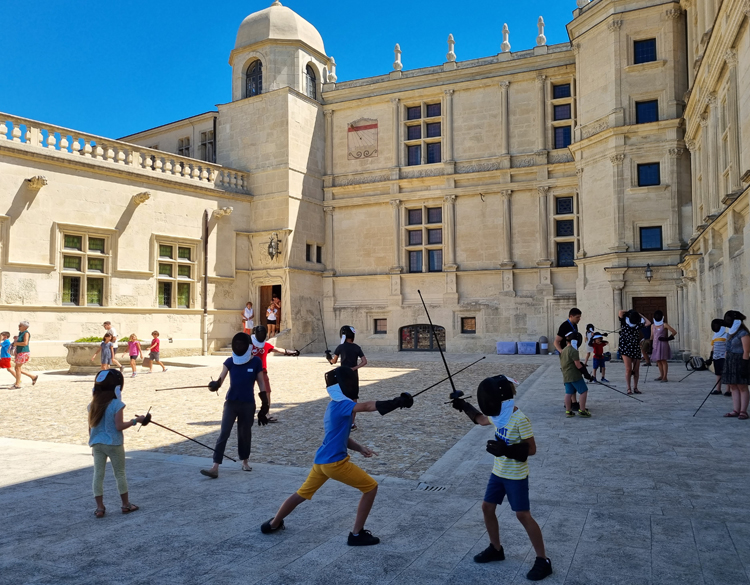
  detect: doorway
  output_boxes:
[632,297,668,322]
[259,285,282,328]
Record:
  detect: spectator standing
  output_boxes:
[103,321,123,371]
[266,303,278,337]
[12,320,38,389]
[241,302,254,334]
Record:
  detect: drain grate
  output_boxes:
[415,482,447,492]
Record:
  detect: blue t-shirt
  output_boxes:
[314,398,356,465]
[89,398,125,446]
[223,356,261,403]
[0,339,11,359]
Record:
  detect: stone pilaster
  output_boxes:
[536,187,551,265]
[499,81,510,156]
[391,98,400,169]
[500,190,514,268]
[725,50,741,193]
[389,199,402,273]
[685,140,700,238]
[323,206,335,276]
[609,154,627,251]
[443,194,457,269]
[536,75,546,152]
[668,148,684,248]
[443,90,454,163]
[324,110,333,178]
[576,168,586,257]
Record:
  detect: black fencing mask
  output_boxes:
[252,325,268,343]
[477,375,515,417]
[340,325,355,343]
[232,332,252,364]
[93,369,124,399]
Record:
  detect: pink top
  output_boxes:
[128,341,140,356]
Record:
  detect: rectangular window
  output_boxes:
[635,100,659,124]
[640,227,663,251]
[407,145,421,166]
[554,126,572,149]
[178,247,191,260]
[409,250,423,273]
[428,249,443,272]
[63,256,82,271]
[637,163,660,187]
[408,230,423,245]
[177,137,191,157]
[86,278,104,306]
[426,122,441,138]
[427,207,442,224]
[62,276,81,306]
[553,84,571,99]
[306,243,313,262]
[158,282,172,308]
[554,104,571,121]
[177,283,190,308]
[316,245,322,264]
[634,39,657,64]
[461,317,476,334]
[159,245,174,259]
[556,219,575,237]
[426,103,441,118]
[87,258,105,273]
[159,263,173,277]
[557,242,575,267]
[556,197,574,215]
[64,235,82,250]
[88,237,105,253]
[407,106,421,120]
[426,142,441,164]
[408,209,423,225]
[178,265,191,279]
[200,130,215,163]
[374,319,388,334]
[428,228,443,244]
[407,125,421,140]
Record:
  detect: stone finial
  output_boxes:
[328,57,337,83]
[271,0,282,6]
[26,176,47,190]
[133,191,151,205]
[536,17,546,46]
[576,0,590,7]
[446,34,456,62]
[393,44,403,71]
[501,23,511,53]
[213,206,234,218]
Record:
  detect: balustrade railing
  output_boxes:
[0,113,249,194]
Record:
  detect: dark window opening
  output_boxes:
[158,281,172,308]
[374,319,387,334]
[428,249,443,272]
[408,230,423,246]
[407,125,421,140]
[637,163,660,187]
[553,84,571,99]
[461,317,476,334]
[408,209,423,225]
[305,65,316,100]
[428,228,442,244]
[554,126,572,149]
[427,207,442,224]
[246,60,263,97]
[399,324,446,351]
[556,197,574,215]
[406,106,421,120]
[407,145,421,166]
[557,242,575,267]
[635,100,658,124]
[554,104,571,121]
[426,142,441,164]
[634,39,657,64]
[62,276,81,306]
[556,219,575,237]
[306,244,313,262]
[426,103,441,118]
[426,122,441,138]
[640,227,663,251]
[316,245,322,264]
[409,250,423,273]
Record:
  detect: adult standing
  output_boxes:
[650,310,676,383]
[13,320,38,388]
[273,294,282,330]
[554,308,582,411]
[722,310,750,420]
[241,302,254,334]
[103,321,123,371]
[618,309,650,395]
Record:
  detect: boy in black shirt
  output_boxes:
[327,326,368,429]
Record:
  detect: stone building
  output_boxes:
[0,0,748,361]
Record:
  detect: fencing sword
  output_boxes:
[417,290,464,403]
[292,338,317,359]
[590,378,645,403]
[137,406,152,432]
[140,413,237,462]
[156,377,219,396]
[643,363,650,384]
[678,369,699,383]
[693,379,722,417]
[318,302,330,358]
[411,356,486,398]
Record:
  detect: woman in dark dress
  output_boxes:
[722,310,750,419]
[618,309,651,395]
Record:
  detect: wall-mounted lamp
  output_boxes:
[268,232,281,260]
[26,176,47,190]
[645,264,653,283]
[133,191,151,205]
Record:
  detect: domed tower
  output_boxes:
[229,0,328,101]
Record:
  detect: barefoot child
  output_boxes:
[260,366,413,545]
[1,332,16,383]
[91,333,114,370]
[88,370,146,517]
[127,334,142,378]
[451,376,553,581]
[146,331,167,373]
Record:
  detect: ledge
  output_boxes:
[625,185,670,195]
[624,60,667,74]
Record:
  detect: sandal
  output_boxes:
[32,376,38,386]
[634,389,643,394]
[739,412,749,420]
[121,503,139,514]
[94,507,106,518]
[11,385,21,389]
[242,462,252,472]
[724,411,740,417]
[626,389,633,395]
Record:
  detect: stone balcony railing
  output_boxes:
[0,113,250,194]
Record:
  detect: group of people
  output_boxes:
[241,294,282,338]
[1,320,38,388]
[86,322,554,580]
[90,321,166,376]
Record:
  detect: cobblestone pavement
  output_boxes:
[0,353,539,480]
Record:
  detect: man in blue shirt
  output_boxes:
[260,366,413,546]
[200,333,269,478]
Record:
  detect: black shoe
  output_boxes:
[473,543,505,563]
[571,402,580,412]
[711,390,722,395]
[527,557,552,581]
[347,529,380,546]
[260,518,284,534]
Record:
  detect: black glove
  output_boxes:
[208,380,221,392]
[452,398,466,412]
[659,334,675,342]
[288,350,300,357]
[375,393,414,416]
[578,365,593,382]
[257,391,270,426]
[398,392,414,408]
[486,440,507,457]
[705,352,713,368]
[140,412,152,427]
[504,442,530,462]
[453,399,481,424]
[325,350,332,362]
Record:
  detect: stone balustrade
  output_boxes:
[0,113,250,194]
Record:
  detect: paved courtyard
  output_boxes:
[2,353,750,584]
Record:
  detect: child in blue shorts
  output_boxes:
[591,332,610,383]
[561,331,593,417]
[451,375,553,581]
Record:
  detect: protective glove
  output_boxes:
[486,440,507,457]
[288,350,300,357]
[705,352,713,368]
[375,393,414,416]
[451,398,466,412]
[578,365,593,382]
[504,442,530,462]
[453,399,481,424]
[397,392,414,408]
[208,380,221,392]
[257,391,270,426]
[325,350,333,362]
[139,412,152,427]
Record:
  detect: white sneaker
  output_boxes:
[131,373,137,378]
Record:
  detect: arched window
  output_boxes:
[304,65,317,100]
[399,324,446,351]
[246,60,263,98]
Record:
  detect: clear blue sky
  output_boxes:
[0,1,575,139]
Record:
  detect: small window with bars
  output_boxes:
[557,242,576,267]
[633,39,657,64]
[637,163,660,187]
[404,205,444,273]
[60,233,109,306]
[157,242,196,308]
[635,100,658,124]
[404,101,443,166]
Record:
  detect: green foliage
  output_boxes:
[74,336,103,343]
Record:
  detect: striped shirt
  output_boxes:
[711,336,727,360]
[491,408,534,480]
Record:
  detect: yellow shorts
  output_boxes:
[296,456,378,500]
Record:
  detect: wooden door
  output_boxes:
[259,286,274,326]
[632,297,668,322]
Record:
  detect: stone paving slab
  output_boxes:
[2,357,750,584]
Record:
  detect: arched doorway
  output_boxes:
[399,324,445,351]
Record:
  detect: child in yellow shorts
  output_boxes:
[260,366,413,546]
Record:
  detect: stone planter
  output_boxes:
[63,342,150,374]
